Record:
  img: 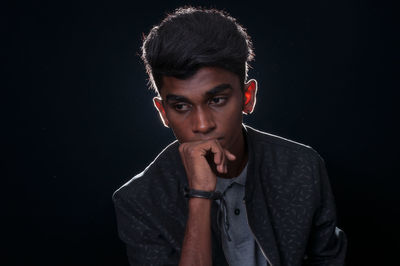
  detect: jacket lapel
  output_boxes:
[244,126,281,266]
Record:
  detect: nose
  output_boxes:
[191,107,216,134]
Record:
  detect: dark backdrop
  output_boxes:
[3,0,399,265]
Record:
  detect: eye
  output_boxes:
[209,96,227,105]
[173,103,191,112]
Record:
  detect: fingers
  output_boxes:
[207,141,223,173]
[210,140,228,174]
[224,149,236,161]
[179,139,236,176]
[208,140,235,175]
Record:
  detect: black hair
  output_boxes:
[141,6,255,94]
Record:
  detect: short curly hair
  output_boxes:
[141,6,255,94]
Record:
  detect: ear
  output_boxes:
[153,97,170,128]
[242,79,258,114]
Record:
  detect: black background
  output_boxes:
[3,0,399,265]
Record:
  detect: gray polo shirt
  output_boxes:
[216,165,268,266]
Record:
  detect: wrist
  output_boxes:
[188,197,212,212]
[190,184,216,191]
[184,187,222,200]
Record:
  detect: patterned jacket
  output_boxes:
[113,125,347,265]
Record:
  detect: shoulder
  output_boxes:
[244,125,330,209]
[244,125,326,190]
[245,125,323,164]
[112,140,186,207]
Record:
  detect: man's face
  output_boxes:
[153,67,257,153]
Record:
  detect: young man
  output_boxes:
[113,7,347,266]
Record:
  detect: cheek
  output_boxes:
[167,118,191,141]
[215,103,243,128]
[226,99,244,120]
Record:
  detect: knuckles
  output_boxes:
[179,139,223,159]
[178,143,198,159]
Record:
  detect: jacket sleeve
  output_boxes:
[113,189,180,266]
[303,154,347,266]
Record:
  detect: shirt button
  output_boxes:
[234,208,240,215]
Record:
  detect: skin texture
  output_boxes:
[153,67,257,266]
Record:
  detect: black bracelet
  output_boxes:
[183,187,222,200]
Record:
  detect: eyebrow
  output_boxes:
[206,84,232,96]
[165,95,190,103]
[165,83,233,103]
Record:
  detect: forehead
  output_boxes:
[160,67,240,99]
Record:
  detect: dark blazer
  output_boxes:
[113,125,347,266]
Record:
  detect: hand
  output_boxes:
[179,139,236,191]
